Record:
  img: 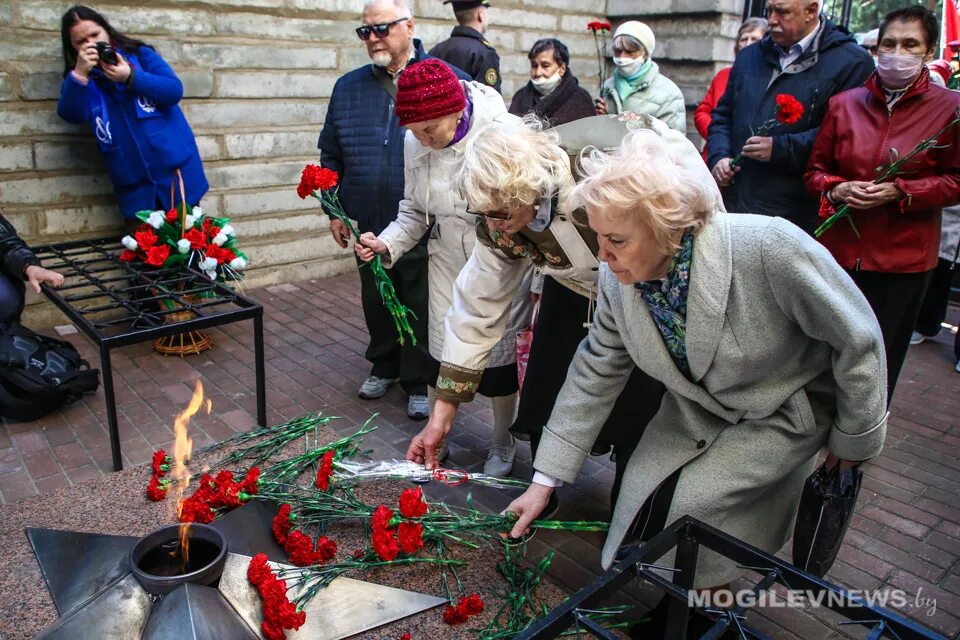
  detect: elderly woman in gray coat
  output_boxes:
[504,130,887,630]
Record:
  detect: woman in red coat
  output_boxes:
[694,17,767,160]
[805,6,960,400]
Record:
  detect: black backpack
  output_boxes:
[0,323,100,422]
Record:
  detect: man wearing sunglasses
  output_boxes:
[430,1,501,93]
[317,0,469,420]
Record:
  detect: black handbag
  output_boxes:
[792,462,863,577]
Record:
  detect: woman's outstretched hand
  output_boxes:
[503,483,554,539]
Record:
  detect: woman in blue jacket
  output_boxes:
[57,5,207,221]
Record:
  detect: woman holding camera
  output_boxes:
[57,5,207,221]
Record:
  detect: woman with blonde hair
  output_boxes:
[405,112,719,506]
[499,129,887,633]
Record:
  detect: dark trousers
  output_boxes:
[0,272,24,324]
[358,245,430,396]
[848,269,934,402]
[915,259,960,360]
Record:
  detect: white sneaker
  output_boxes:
[955,359,960,374]
[483,436,516,477]
[910,331,937,345]
[358,375,397,399]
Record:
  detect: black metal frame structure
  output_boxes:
[31,238,266,472]
[516,516,945,640]
[744,0,854,29]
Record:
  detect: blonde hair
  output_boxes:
[457,114,572,214]
[569,129,714,251]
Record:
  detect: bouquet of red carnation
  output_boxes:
[587,20,613,92]
[730,93,804,167]
[119,203,248,284]
[297,164,417,345]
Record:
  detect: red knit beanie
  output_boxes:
[395,59,466,127]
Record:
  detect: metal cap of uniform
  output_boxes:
[442,0,490,9]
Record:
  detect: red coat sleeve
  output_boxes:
[694,68,730,140]
[803,96,849,218]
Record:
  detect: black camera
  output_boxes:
[95,41,119,66]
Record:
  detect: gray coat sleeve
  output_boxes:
[533,267,636,483]
[760,218,888,461]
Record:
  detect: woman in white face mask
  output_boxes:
[594,21,687,133]
[508,38,595,127]
[805,5,960,402]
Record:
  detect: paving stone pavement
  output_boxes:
[2,272,959,638]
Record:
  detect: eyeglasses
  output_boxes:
[356,17,410,41]
[466,206,510,220]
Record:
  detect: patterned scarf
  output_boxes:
[634,230,693,376]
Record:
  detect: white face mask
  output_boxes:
[531,71,562,95]
[613,55,645,78]
[876,52,925,89]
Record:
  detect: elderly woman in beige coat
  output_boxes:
[504,130,887,632]
[356,59,532,478]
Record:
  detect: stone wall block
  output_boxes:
[215,71,337,99]
[195,135,222,162]
[34,141,103,171]
[39,205,124,238]
[0,174,113,205]
[0,144,34,172]
[0,73,14,102]
[180,43,338,70]
[224,131,318,160]
[214,13,352,41]
[181,101,327,130]
[204,160,306,191]
[222,187,318,217]
[286,0,366,14]
[0,108,85,137]
[179,71,215,98]
[20,2,214,36]
[18,71,63,101]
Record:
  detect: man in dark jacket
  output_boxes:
[317,0,468,420]
[0,213,63,324]
[430,1,501,93]
[707,0,874,233]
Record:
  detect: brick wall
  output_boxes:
[1,0,736,326]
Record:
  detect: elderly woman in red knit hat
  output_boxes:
[355,58,532,478]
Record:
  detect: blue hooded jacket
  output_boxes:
[707,19,873,232]
[57,46,208,220]
[317,40,469,236]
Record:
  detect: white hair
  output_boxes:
[570,129,714,250]
[457,115,572,215]
[363,0,411,13]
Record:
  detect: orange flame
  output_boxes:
[172,380,211,568]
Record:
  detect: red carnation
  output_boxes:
[240,467,260,495]
[314,536,337,563]
[196,473,217,501]
[401,634,412,640]
[145,244,170,267]
[297,164,340,199]
[443,604,469,625]
[247,552,271,585]
[775,94,804,125]
[284,530,318,566]
[135,227,158,248]
[146,475,168,501]
[315,450,335,491]
[461,593,484,615]
[206,244,236,265]
[272,504,294,546]
[372,529,399,561]
[165,208,179,223]
[179,495,215,523]
[372,504,395,530]
[119,249,138,262]
[587,20,611,32]
[398,486,428,518]
[151,450,169,476]
[397,522,424,554]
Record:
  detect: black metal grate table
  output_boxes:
[31,238,266,471]
[517,515,945,640]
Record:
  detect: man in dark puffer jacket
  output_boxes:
[318,0,469,420]
[0,214,64,324]
[707,0,874,233]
